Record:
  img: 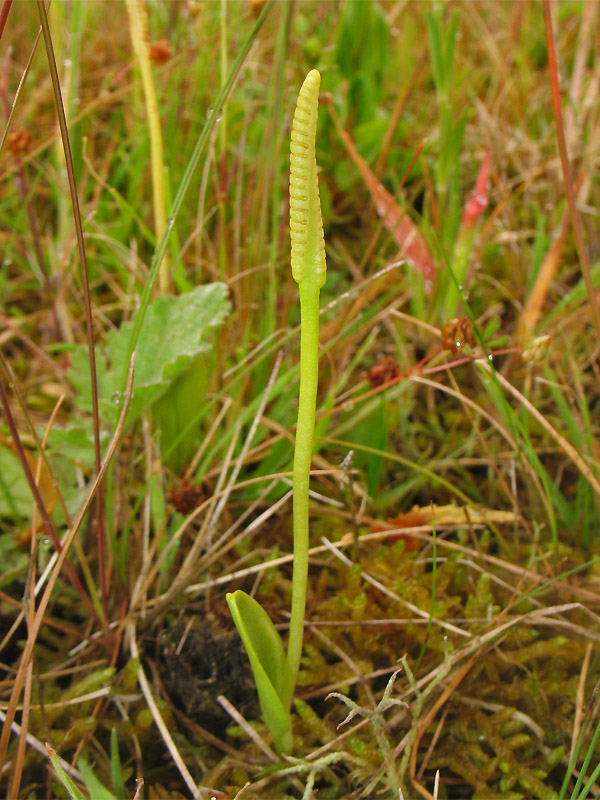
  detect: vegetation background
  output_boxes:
[0,0,599,798]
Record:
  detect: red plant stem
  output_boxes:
[0,0,13,42]
[542,0,600,343]
[0,366,100,626]
[0,54,48,279]
[338,347,521,413]
[399,141,425,193]
[0,354,135,780]
[0,410,99,621]
[36,0,109,617]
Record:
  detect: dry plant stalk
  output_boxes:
[0,355,136,788]
[125,0,169,292]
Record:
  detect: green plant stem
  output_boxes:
[285,279,321,710]
[284,67,326,715]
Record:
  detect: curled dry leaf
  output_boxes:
[325,99,436,293]
[460,146,490,231]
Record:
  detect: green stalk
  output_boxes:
[284,280,320,707]
[284,69,326,709]
[225,68,325,753]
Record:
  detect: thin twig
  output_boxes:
[127,621,205,800]
[0,709,83,782]
[478,359,600,496]
[0,356,98,623]
[542,0,600,343]
[0,354,135,777]
[572,643,593,762]
[320,537,470,638]
[217,695,279,762]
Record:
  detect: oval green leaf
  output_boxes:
[226,590,292,752]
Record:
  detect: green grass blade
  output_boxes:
[110,728,125,800]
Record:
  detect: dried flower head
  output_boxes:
[441,316,475,353]
[6,128,32,157]
[247,0,268,16]
[149,39,171,66]
[166,480,203,514]
[367,358,400,388]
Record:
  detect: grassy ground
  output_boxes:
[1,1,600,798]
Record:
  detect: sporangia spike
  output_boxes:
[289,69,326,288]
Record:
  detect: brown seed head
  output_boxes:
[149,39,171,66]
[166,480,203,515]
[367,358,400,388]
[6,128,32,157]
[441,317,475,353]
[247,0,268,16]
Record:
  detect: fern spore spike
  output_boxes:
[285,68,327,708]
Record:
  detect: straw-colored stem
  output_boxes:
[125,0,169,292]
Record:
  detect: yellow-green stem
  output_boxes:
[284,279,321,709]
[125,0,169,292]
[284,68,326,711]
